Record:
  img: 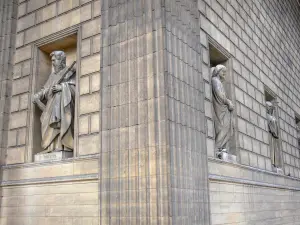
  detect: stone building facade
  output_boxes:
[0,0,300,224]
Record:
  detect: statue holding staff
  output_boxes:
[33,51,76,153]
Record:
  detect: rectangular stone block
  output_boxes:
[91,73,100,92]
[9,110,27,129]
[92,35,101,53]
[17,128,27,145]
[78,134,100,155]
[17,13,35,32]
[79,92,100,115]
[36,3,57,24]
[16,32,24,48]
[82,18,101,39]
[81,38,91,57]
[12,76,30,95]
[79,76,90,95]
[15,45,32,63]
[34,151,73,162]
[73,160,98,175]
[81,54,100,75]
[19,93,29,110]
[80,3,92,22]
[7,130,17,147]
[79,115,89,135]
[58,0,80,15]
[93,0,101,17]
[6,146,25,164]
[27,0,47,13]
[90,113,99,133]
[18,3,27,18]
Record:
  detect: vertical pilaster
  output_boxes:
[99,0,169,224]
[0,0,18,165]
[164,0,210,224]
[99,0,209,224]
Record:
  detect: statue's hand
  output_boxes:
[228,101,234,111]
[52,84,62,93]
[32,94,39,104]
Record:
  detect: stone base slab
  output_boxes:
[34,151,73,162]
[272,166,284,175]
[217,152,237,163]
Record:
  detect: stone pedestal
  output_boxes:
[272,166,284,175]
[34,151,73,162]
[217,151,237,163]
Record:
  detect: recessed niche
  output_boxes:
[30,34,78,159]
[208,41,237,158]
[264,86,282,170]
[209,43,228,67]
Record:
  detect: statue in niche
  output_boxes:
[33,51,76,154]
[266,101,281,167]
[211,65,234,155]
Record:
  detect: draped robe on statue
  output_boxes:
[36,67,76,152]
[212,76,234,150]
[266,103,281,166]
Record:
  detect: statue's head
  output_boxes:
[50,51,66,73]
[212,64,227,81]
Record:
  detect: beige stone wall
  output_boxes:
[209,159,300,225]
[1,1,101,224]
[210,181,300,225]
[201,0,300,176]
[164,0,210,224]
[0,157,98,225]
[199,0,300,224]
[1,181,98,225]
[7,0,101,164]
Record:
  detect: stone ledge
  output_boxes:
[1,173,98,187]
[209,174,300,191]
[2,153,99,169]
[208,157,300,190]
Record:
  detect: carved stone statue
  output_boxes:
[33,51,76,154]
[211,65,234,153]
[266,101,281,167]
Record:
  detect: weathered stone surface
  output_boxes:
[36,3,57,24]
[6,146,25,164]
[27,0,47,13]
[14,45,31,63]
[17,13,35,32]
[79,92,100,115]
[2,0,300,225]
[78,134,100,155]
[9,111,27,129]
[34,151,73,162]
[80,54,100,75]
[82,18,101,39]
[33,51,76,154]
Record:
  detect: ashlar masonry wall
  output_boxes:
[199,0,300,224]
[1,0,101,224]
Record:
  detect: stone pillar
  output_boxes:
[0,0,17,165]
[99,0,209,224]
[165,0,210,224]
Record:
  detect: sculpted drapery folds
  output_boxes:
[211,65,234,152]
[266,101,281,167]
[33,51,76,153]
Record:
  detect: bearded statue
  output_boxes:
[33,51,76,153]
